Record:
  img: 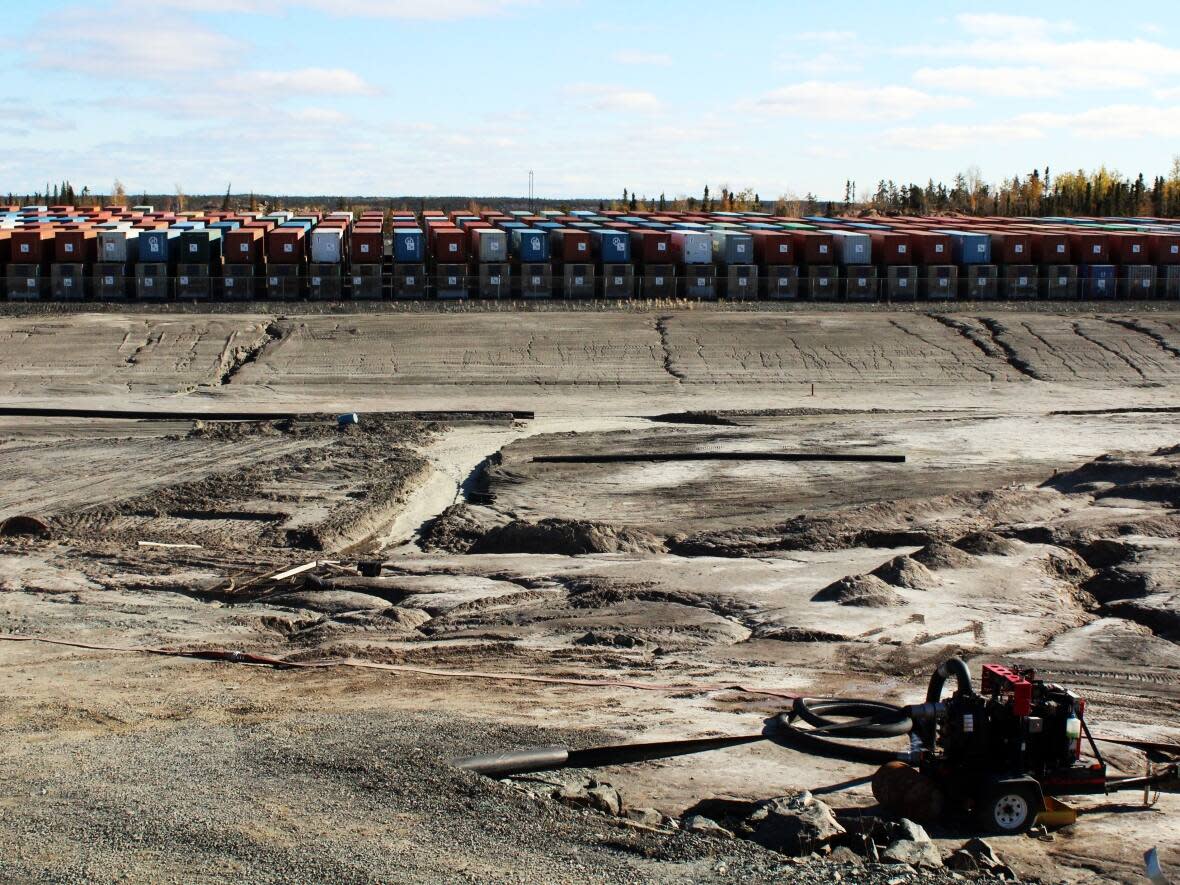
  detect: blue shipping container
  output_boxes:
[393,228,424,262]
[138,229,179,262]
[938,230,992,264]
[591,229,631,263]
[511,228,550,261]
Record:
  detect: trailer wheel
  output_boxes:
[980,784,1039,834]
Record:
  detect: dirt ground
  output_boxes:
[2,305,1180,884]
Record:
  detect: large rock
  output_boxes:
[744,791,846,856]
[684,814,733,838]
[883,838,943,869]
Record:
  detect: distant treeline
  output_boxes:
[11,159,1180,218]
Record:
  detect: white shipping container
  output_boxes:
[309,228,345,263]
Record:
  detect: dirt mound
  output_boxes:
[1046,451,1180,506]
[911,542,976,570]
[419,504,492,553]
[953,531,1018,556]
[870,555,936,590]
[754,625,849,642]
[1041,548,1096,584]
[469,518,665,556]
[812,574,906,607]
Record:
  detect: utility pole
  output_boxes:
[528,170,534,212]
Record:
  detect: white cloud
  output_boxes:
[0,102,76,136]
[956,13,1076,37]
[612,50,672,66]
[775,51,856,76]
[912,65,1060,97]
[882,121,1045,151]
[565,84,662,113]
[756,81,968,120]
[1154,85,1180,100]
[1019,104,1180,139]
[27,7,240,76]
[217,68,378,96]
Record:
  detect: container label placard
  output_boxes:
[1172,245,1180,254]
[779,244,789,253]
[977,244,986,253]
[1057,244,1065,253]
[939,279,948,287]
[1015,244,1023,253]
[1093,245,1101,254]
[898,244,906,253]
[490,276,500,286]
[311,277,321,286]
[449,243,458,252]
[531,276,541,286]
[935,244,944,252]
[578,243,587,252]
[738,277,747,286]
[225,278,235,287]
[614,277,623,286]
[104,276,115,285]
[20,244,29,253]
[697,277,706,287]
[406,276,416,286]
[26,278,35,287]
[190,244,198,253]
[180,276,189,285]
[736,244,746,253]
[63,278,72,287]
[1018,276,1028,286]
[65,243,74,253]
[1133,244,1141,253]
[240,243,249,253]
[574,277,583,286]
[284,244,293,253]
[269,277,278,286]
[858,278,866,286]
[149,240,159,252]
[899,278,907,287]
[819,245,828,254]
[360,244,370,253]
[448,276,458,286]
[1058,277,1067,285]
[353,277,363,286]
[657,242,666,251]
[654,277,664,285]
[1143,278,1151,287]
[144,278,154,287]
[855,244,864,253]
[404,237,416,252]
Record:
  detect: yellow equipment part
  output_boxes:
[1035,796,1078,828]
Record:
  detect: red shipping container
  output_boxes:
[1108,232,1151,265]
[984,231,1033,264]
[1149,233,1180,264]
[791,231,836,264]
[0,229,10,264]
[54,229,97,263]
[351,229,383,261]
[1027,232,1070,264]
[266,227,306,264]
[431,226,466,262]
[10,229,55,264]
[1068,232,1109,264]
[749,230,794,265]
[907,231,953,264]
[869,231,912,265]
[551,228,591,263]
[629,230,672,264]
[224,229,265,264]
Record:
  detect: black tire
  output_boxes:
[979,784,1039,834]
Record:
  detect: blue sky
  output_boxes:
[2,0,1179,199]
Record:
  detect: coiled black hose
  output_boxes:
[926,657,973,705]
[789,697,913,738]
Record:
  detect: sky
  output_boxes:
[2,0,1179,200]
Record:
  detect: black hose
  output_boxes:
[790,698,913,738]
[926,657,973,705]
[763,714,917,765]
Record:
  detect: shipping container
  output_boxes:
[54,229,97,264]
[629,230,672,264]
[1028,232,1071,264]
[309,227,345,264]
[392,228,425,263]
[179,229,223,265]
[669,230,712,265]
[10,229,55,265]
[749,230,793,265]
[138,229,180,263]
[471,228,508,263]
[937,230,991,265]
[510,229,550,262]
[1040,265,1078,300]
[266,227,306,264]
[590,229,631,263]
[921,266,958,300]
[711,230,754,265]
[792,231,835,264]
[1068,232,1110,264]
[1108,233,1151,265]
[1080,264,1116,298]
[550,229,592,263]
[432,227,467,262]
[868,232,911,265]
[351,229,384,262]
